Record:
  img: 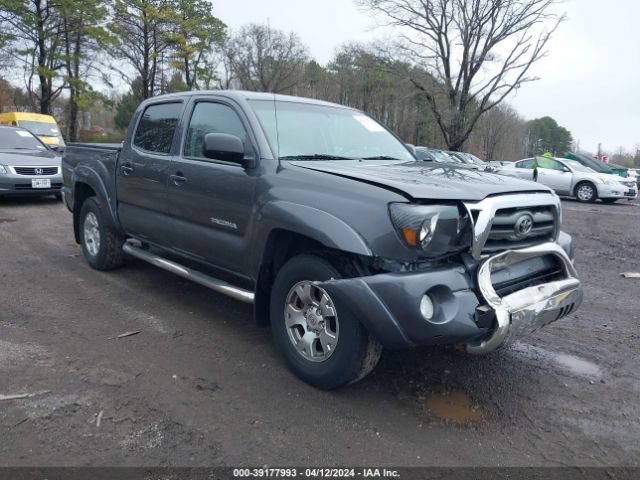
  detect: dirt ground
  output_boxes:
[0,196,638,467]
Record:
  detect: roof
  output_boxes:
[142,90,352,110]
[0,112,57,122]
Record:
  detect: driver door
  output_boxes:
[166,98,257,275]
[536,158,572,194]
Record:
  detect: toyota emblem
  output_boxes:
[514,213,534,238]
[34,168,43,175]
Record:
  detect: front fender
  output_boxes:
[250,200,372,273]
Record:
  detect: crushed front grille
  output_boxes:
[491,254,564,297]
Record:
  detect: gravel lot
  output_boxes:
[0,196,638,467]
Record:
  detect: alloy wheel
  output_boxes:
[284,281,339,363]
[83,212,101,256]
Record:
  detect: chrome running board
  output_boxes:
[122,241,255,304]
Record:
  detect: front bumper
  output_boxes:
[0,172,63,196]
[465,242,582,354]
[598,183,638,199]
[319,241,582,352]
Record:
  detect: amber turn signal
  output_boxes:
[401,228,418,246]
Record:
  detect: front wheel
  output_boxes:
[270,254,382,389]
[79,197,125,270]
[575,182,597,203]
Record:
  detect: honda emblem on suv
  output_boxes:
[34,168,43,175]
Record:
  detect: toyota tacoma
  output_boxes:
[62,91,583,389]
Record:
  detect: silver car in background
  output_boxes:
[499,157,638,203]
[0,126,63,200]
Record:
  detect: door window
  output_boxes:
[133,103,182,154]
[517,159,535,169]
[184,102,248,159]
[536,157,564,171]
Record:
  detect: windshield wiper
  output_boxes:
[279,154,352,161]
[360,155,401,160]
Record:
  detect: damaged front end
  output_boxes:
[319,193,583,353]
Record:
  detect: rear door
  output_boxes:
[116,101,184,245]
[166,97,258,274]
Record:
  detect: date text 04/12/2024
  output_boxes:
[232,468,400,478]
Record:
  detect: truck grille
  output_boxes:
[483,206,556,254]
[13,166,59,176]
[464,193,561,259]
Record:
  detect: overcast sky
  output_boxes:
[216,0,639,154]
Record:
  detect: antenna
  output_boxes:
[273,92,281,160]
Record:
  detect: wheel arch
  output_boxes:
[71,166,120,243]
[253,228,370,327]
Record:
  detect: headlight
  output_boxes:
[389,203,472,257]
[0,165,7,175]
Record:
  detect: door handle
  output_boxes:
[121,164,134,175]
[170,173,187,185]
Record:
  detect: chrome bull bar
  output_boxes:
[465,242,583,354]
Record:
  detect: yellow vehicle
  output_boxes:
[0,112,65,150]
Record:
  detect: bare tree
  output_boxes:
[357,0,564,150]
[226,24,309,93]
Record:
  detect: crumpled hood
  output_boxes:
[289,161,552,201]
[0,151,60,167]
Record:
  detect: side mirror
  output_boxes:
[562,166,570,173]
[405,143,416,155]
[203,133,245,164]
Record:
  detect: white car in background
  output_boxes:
[499,157,638,203]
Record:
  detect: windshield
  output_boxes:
[0,128,48,151]
[463,153,485,165]
[19,120,61,137]
[249,100,414,162]
[430,150,458,163]
[565,160,595,173]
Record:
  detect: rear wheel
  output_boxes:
[575,182,597,203]
[601,198,618,204]
[79,197,125,270]
[270,254,381,389]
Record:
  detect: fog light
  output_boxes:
[420,294,434,320]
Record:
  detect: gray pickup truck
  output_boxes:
[62,91,583,389]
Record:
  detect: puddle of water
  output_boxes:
[550,352,601,377]
[0,218,16,223]
[423,390,487,423]
[513,342,602,378]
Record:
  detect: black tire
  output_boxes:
[574,181,597,203]
[79,196,125,270]
[54,192,62,201]
[601,198,618,204]
[270,254,382,389]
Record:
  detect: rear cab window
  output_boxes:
[133,103,182,154]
